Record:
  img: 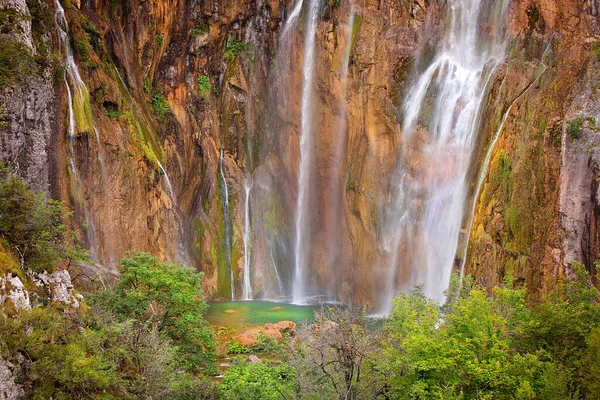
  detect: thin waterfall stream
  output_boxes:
[242,179,253,300]
[219,149,235,300]
[293,0,321,304]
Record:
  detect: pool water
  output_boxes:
[206,300,318,332]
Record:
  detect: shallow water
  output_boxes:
[206,300,317,332]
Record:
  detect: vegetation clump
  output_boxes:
[224,36,250,62]
[0,39,35,88]
[198,74,211,99]
[150,90,171,118]
[0,165,86,272]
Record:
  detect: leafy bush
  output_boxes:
[91,252,217,372]
[227,342,251,354]
[0,38,34,88]
[0,165,87,272]
[220,361,296,400]
[150,90,170,117]
[197,74,211,99]
[567,117,584,139]
[223,35,250,62]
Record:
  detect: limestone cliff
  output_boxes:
[1,0,599,307]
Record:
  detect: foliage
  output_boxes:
[381,272,600,400]
[192,22,209,36]
[227,342,251,354]
[155,34,164,48]
[220,361,297,400]
[150,90,171,118]
[290,306,385,399]
[0,38,35,88]
[198,74,211,99]
[0,304,218,399]
[0,165,88,272]
[91,252,217,372]
[223,35,250,62]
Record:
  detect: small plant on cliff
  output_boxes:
[223,35,250,62]
[567,116,598,140]
[155,34,164,48]
[150,90,171,118]
[0,38,34,88]
[197,74,211,99]
[567,118,584,139]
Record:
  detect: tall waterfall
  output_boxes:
[380,0,510,310]
[293,0,321,304]
[219,149,235,300]
[242,179,253,300]
[53,0,103,269]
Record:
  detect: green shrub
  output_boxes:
[0,164,88,272]
[227,342,252,354]
[223,35,250,62]
[156,34,164,48]
[567,117,584,139]
[0,38,34,88]
[197,74,211,99]
[91,252,217,372]
[150,90,170,118]
[220,361,296,400]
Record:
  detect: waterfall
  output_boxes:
[381,0,510,310]
[54,0,105,269]
[293,0,321,304]
[219,149,235,300]
[242,179,253,300]
[157,160,175,199]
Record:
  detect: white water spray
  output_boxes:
[381,0,511,310]
[293,0,321,304]
[242,179,253,300]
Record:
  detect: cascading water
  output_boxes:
[242,179,253,300]
[293,0,321,304]
[54,0,105,270]
[380,0,510,311]
[219,149,235,300]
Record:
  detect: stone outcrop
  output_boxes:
[33,269,82,308]
[0,274,31,311]
[0,358,24,400]
[235,320,296,347]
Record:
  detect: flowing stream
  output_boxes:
[380,0,511,311]
[293,0,322,304]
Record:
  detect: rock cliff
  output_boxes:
[1,0,599,307]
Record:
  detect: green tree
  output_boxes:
[220,361,296,400]
[92,252,216,372]
[0,165,87,272]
